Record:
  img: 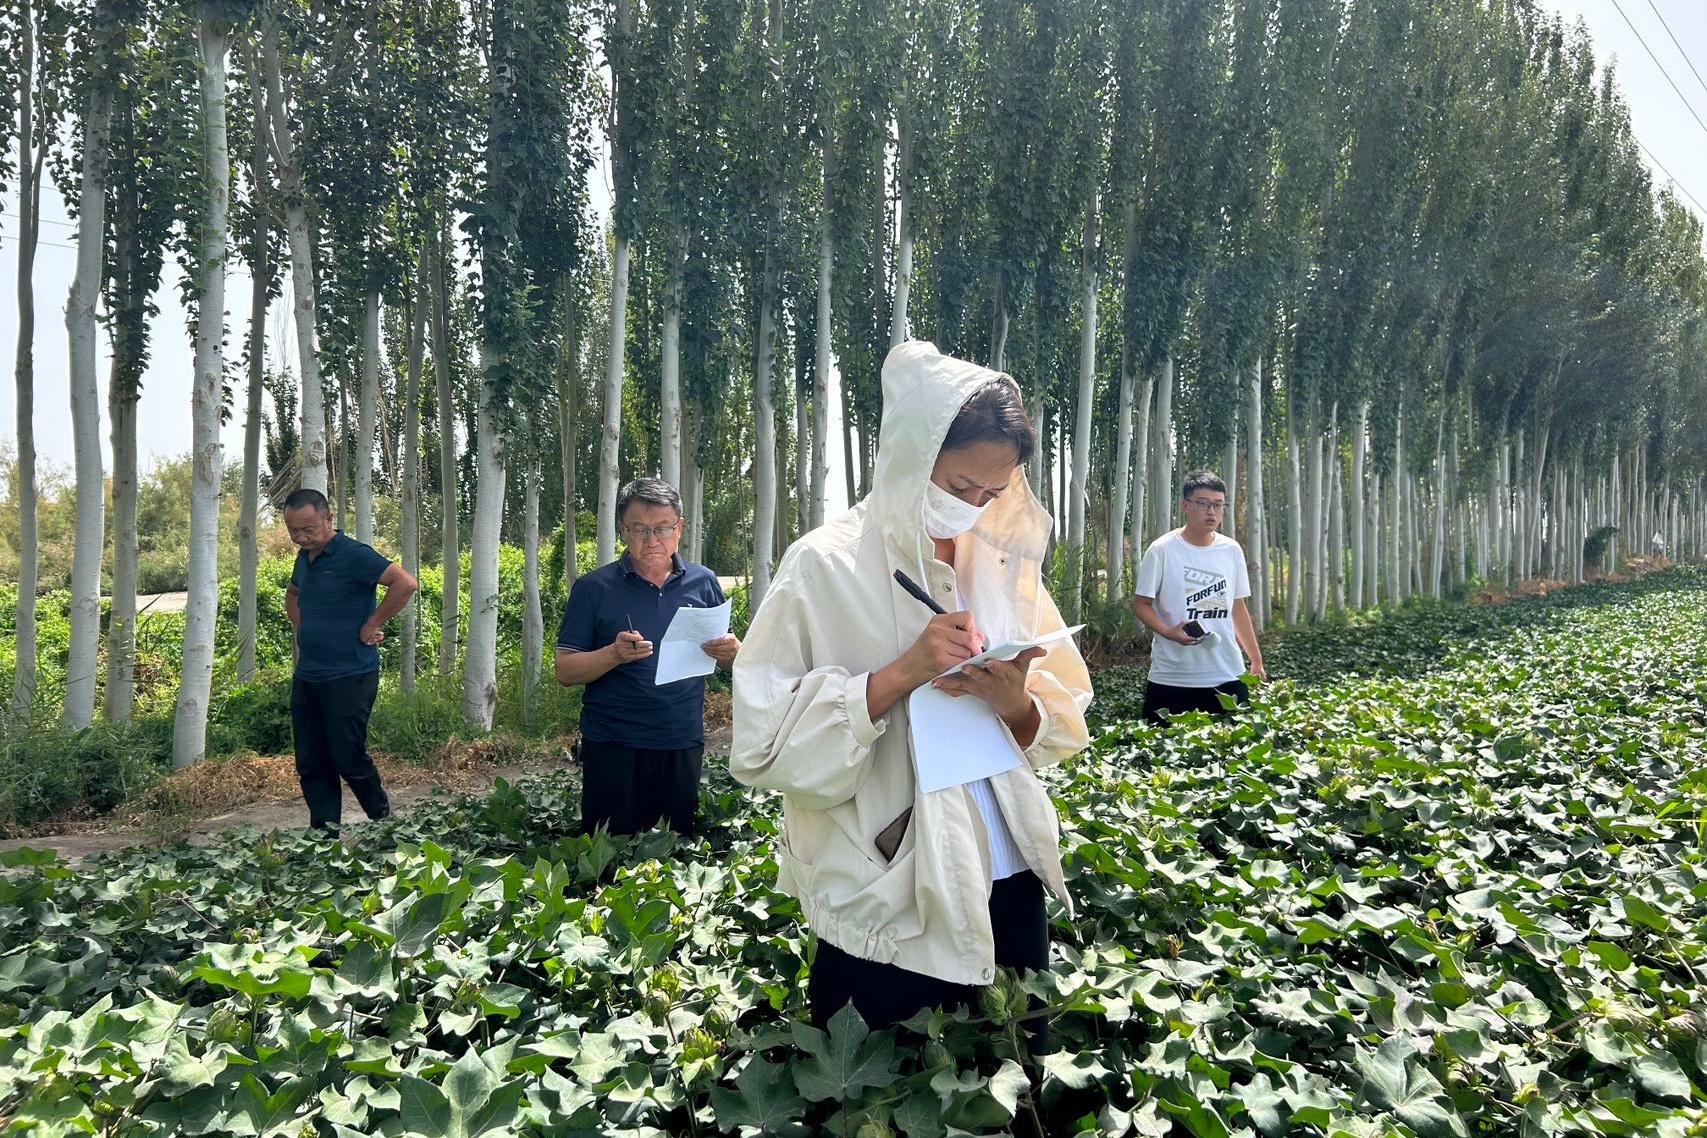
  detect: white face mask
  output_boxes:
[923,480,989,540]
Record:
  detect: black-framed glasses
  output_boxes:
[624,523,681,542]
[1186,498,1226,513]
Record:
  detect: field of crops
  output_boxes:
[4,569,1705,1137]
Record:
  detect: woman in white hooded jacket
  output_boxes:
[731,341,1093,1044]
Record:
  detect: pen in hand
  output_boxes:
[893,569,948,615]
[894,568,987,656]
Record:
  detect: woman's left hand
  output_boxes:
[931,646,1046,723]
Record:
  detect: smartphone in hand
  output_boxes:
[1181,619,1206,639]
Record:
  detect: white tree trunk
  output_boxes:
[559,294,580,588]
[355,288,380,544]
[660,224,685,488]
[1367,470,1381,607]
[262,30,327,493]
[1222,428,1238,543]
[11,5,40,720]
[1303,405,1324,621]
[108,356,139,717]
[1068,196,1098,620]
[1350,401,1367,609]
[173,15,231,767]
[1106,338,1135,602]
[1128,367,1154,589]
[235,72,269,687]
[1449,421,1465,591]
[597,235,630,565]
[1285,413,1302,625]
[432,230,459,674]
[1430,413,1446,598]
[1328,449,1345,611]
[1245,361,1266,631]
[1387,422,1404,605]
[462,377,506,730]
[889,110,913,348]
[812,223,832,529]
[522,458,543,727]
[64,80,114,730]
[1512,430,1527,582]
[751,255,778,610]
[1150,357,1175,539]
[400,259,426,696]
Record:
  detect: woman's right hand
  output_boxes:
[897,612,985,687]
[866,612,985,722]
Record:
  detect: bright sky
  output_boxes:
[1,1,1703,478]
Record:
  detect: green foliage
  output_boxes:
[3,570,1705,1133]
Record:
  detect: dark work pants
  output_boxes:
[808,870,1052,1053]
[292,670,389,831]
[1142,678,1249,726]
[578,738,704,837]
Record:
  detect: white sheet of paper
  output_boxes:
[937,623,1085,677]
[907,685,1024,793]
[653,599,733,685]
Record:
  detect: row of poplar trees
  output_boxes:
[6,0,1707,763]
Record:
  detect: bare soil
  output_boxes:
[1,719,735,866]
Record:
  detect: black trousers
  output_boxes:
[578,738,704,837]
[291,669,389,831]
[1142,678,1249,726]
[808,870,1051,1053]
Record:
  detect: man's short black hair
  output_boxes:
[1180,471,1226,501]
[616,477,683,524]
[284,488,332,516]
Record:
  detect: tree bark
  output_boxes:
[889,106,913,349]
[751,254,778,609]
[1285,412,1302,625]
[400,256,426,696]
[558,286,580,588]
[462,374,506,731]
[262,24,328,493]
[1107,329,1135,601]
[812,220,832,530]
[236,72,269,687]
[11,0,41,721]
[1150,357,1175,539]
[522,455,543,727]
[65,70,115,730]
[432,222,459,674]
[1067,195,1098,620]
[660,222,686,488]
[1128,367,1154,593]
[597,235,630,565]
[1350,400,1367,609]
[355,287,380,544]
[1302,401,1324,621]
[1245,361,1266,631]
[173,11,231,766]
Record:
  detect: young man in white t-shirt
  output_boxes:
[1132,470,1267,725]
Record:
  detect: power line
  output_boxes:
[1,211,77,229]
[1609,0,1707,145]
[1643,0,1707,107]
[1632,133,1707,218]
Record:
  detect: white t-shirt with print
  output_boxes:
[1135,530,1252,687]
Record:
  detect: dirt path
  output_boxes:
[2,726,734,866]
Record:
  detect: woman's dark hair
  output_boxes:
[942,378,1035,463]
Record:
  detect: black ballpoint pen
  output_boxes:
[893,569,948,615]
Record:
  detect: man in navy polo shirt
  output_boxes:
[553,477,739,836]
[282,488,419,835]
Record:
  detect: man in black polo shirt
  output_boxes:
[282,488,419,835]
[553,477,739,836]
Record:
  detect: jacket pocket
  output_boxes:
[813,837,926,946]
